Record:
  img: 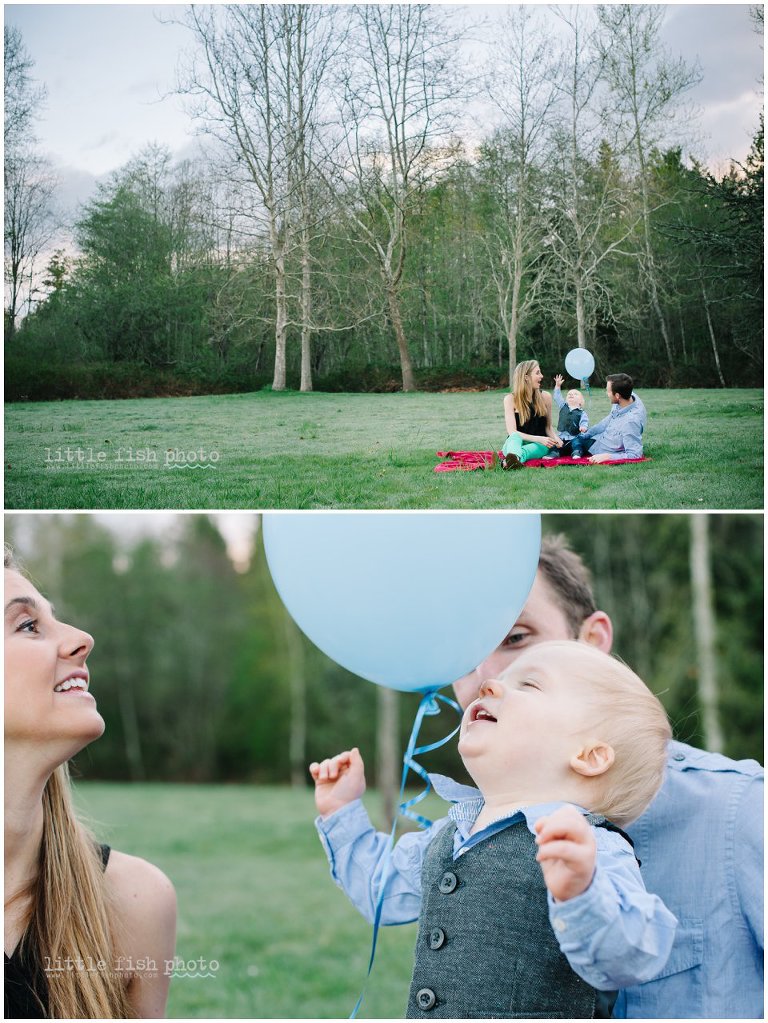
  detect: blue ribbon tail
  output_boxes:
[349,687,462,1018]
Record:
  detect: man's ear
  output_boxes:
[570,741,615,778]
[578,610,613,653]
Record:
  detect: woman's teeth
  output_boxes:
[54,679,87,692]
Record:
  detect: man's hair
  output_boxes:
[606,373,633,400]
[538,534,598,636]
[537,642,671,827]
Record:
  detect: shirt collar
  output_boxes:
[427,773,587,838]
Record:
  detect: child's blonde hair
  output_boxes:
[535,641,670,827]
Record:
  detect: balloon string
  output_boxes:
[349,688,462,1019]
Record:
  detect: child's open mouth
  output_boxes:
[470,704,497,724]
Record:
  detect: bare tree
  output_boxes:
[4,26,45,153]
[284,5,343,391]
[335,5,466,391]
[597,4,701,364]
[484,6,558,380]
[4,151,57,337]
[179,5,336,391]
[545,7,638,350]
[4,26,56,337]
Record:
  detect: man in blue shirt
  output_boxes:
[315,535,763,1019]
[571,373,646,462]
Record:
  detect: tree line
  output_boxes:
[5,6,764,400]
[5,513,763,787]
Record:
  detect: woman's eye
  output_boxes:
[18,619,39,634]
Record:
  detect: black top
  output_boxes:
[4,844,111,1020]
[515,405,548,437]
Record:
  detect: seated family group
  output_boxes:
[502,360,645,470]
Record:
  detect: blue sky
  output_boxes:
[5,3,764,213]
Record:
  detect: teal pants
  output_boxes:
[502,433,551,463]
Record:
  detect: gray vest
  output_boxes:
[558,404,583,437]
[406,819,602,1019]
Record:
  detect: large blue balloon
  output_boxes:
[564,348,595,380]
[263,513,541,693]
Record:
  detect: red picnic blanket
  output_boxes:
[434,451,650,472]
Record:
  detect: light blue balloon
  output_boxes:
[263,513,541,693]
[564,348,595,380]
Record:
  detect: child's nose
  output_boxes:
[478,677,503,699]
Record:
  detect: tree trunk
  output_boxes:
[575,281,587,348]
[272,247,288,391]
[645,246,674,365]
[387,283,417,392]
[689,515,724,753]
[283,614,307,788]
[507,257,523,384]
[700,279,726,387]
[118,683,145,782]
[300,218,313,392]
[376,686,399,831]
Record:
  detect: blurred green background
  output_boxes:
[5,511,763,1017]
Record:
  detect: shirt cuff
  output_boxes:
[547,868,625,941]
[315,799,370,845]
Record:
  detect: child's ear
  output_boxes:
[570,741,615,778]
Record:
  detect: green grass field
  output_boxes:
[5,388,763,509]
[74,782,441,1019]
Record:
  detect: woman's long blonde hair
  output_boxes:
[512,360,548,425]
[5,548,131,1018]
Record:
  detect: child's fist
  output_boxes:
[534,805,596,902]
[309,748,366,818]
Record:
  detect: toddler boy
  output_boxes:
[310,641,677,1019]
[552,373,588,457]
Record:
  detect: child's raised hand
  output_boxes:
[554,374,564,388]
[534,805,596,901]
[309,748,366,818]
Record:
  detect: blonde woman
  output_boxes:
[4,549,176,1018]
[501,360,563,469]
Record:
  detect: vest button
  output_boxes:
[429,927,446,949]
[416,988,437,1011]
[438,871,458,893]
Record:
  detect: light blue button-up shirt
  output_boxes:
[316,740,763,1018]
[584,392,646,459]
[316,783,677,993]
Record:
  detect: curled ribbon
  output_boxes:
[350,687,462,1019]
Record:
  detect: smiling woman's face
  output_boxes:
[4,569,104,754]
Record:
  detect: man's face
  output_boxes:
[453,572,578,710]
[606,381,618,404]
